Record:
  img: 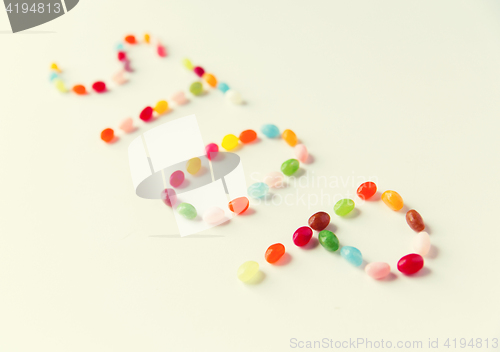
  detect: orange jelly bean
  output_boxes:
[239,129,257,144]
[265,243,285,264]
[124,35,136,44]
[282,129,298,146]
[72,84,87,95]
[228,197,249,214]
[203,73,217,87]
[381,190,404,211]
[100,128,114,143]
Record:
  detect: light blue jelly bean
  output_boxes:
[247,182,269,199]
[261,124,280,138]
[341,246,363,267]
[217,82,230,93]
[116,42,125,51]
[49,72,59,82]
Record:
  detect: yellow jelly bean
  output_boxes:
[221,134,239,151]
[144,33,150,43]
[50,62,61,73]
[182,58,194,70]
[53,78,68,93]
[186,157,201,175]
[237,261,259,282]
[381,190,404,211]
[282,129,298,147]
[154,100,169,114]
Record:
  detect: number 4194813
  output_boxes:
[5,3,61,13]
[444,338,498,349]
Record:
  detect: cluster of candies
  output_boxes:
[238,182,431,283]
[49,62,109,94]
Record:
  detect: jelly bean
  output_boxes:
[261,124,280,138]
[100,128,114,143]
[154,100,169,114]
[397,253,424,275]
[144,33,150,43]
[318,230,339,252]
[172,91,188,105]
[308,211,330,231]
[357,181,377,200]
[406,209,425,232]
[177,202,197,219]
[203,73,217,87]
[263,171,284,188]
[170,170,185,188]
[190,82,203,96]
[92,81,106,93]
[205,143,219,160]
[293,226,313,247]
[53,78,68,93]
[50,62,61,72]
[265,243,285,264]
[182,58,194,70]
[112,70,127,85]
[412,231,430,256]
[221,134,239,151]
[124,35,136,44]
[117,51,126,61]
[294,144,308,163]
[193,66,205,77]
[119,117,135,133]
[139,106,153,121]
[281,159,299,176]
[365,262,391,280]
[282,129,298,147]
[228,197,249,214]
[116,42,125,51]
[186,157,201,175]
[160,188,177,207]
[247,182,269,199]
[340,246,363,267]
[334,199,355,216]
[49,72,59,81]
[226,90,243,104]
[72,84,87,95]
[203,206,225,224]
[239,129,257,144]
[157,44,167,57]
[237,261,259,282]
[217,82,230,93]
[381,190,404,211]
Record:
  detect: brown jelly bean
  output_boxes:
[406,209,425,232]
[308,211,330,231]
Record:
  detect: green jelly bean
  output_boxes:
[190,82,203,96]
[177,202,197,219]
[281,159,299,176]
[334,199,355,216]
[318,230,339,252]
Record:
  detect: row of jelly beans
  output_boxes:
[237,181,430,282]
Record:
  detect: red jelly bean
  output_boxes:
[139,106,153,121]
[161,188,177,207]
[169,170,185,188]
[265,243,285,264]
[124,35,136,44]
[100,128,114,143]
[357,181,377,200]
[397,254,424,275]
[193,66,205,77]
[117,51,127,61]
[92,81,106,93]
[228,197,249,214]
[205,143,219,160]
[293,226,313,247]
[157,44,167,57]
[239,129,257,144]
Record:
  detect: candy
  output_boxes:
[189,82,203,96]
[154,100,169,114]
[160,188,177,207]
[281,159,299,176]
[217,82,230,93]
[50,62,61,72]
[226,90,243,104]
[261,124,280,138]
[221,134,239,151]
[203,206,225,224]
[100,128,114,143]
[182,58,194,70]
[357,181,377,200]
[340,246,363,267]
[186,157,201,175]
[265,243,285,264]
[397,253,424,275]
[381,190,404,211]
[205,143,219,160]
[334,199,355,216]
[157,44,167,57]
[72,84,86,95]
[263,171,284,188]
[49,72,59,81]
[172,91,188,105]
[144,33,150,43]
[112,70,127,85]
[116,42,125,51]
[365,262,391,279]
[247,182,269,199]
[53,78,68,93]
[308,211,330,231]
[92,81,106,93]
[119,117,135,133]
[170,170,185,188]
[412,231,430,256]
[237,261,259,282]
[293,226,313,246]
[117,51,126,61]
[239,129,257,144]
[406,209,425,232]
[124,35,136,44]
[294,144,308,163]
[228,197,249,214]
[177,202,197,219]
[318,230,339,252]
[203,73,217,87]
[193,66,205,77]
[139,106,153,121]
[282,129,298,147]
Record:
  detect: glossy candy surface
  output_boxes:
[205,143,219,160]
[228,197,249,214]
[160,188,177,207]
[318,230,339,252]
[308,211,330,231]
[186,157,201,175]
[226,90,243,104]
[217,82,230,93]
[154,100,169,114]
[239,130,257,144]
[182,58,194,70]
[261,124,280,138]
[203,207,225,224]
[247,182,269,199]
[72,84,86,95]
[124,35,136,44]
[221,134,239,151]
[381,190,404,211]
[170,170,185,188]
[190,82,203,96]
[139,106,153,121]
[193,66,205,77]
[357,182,377,200]
[365,262,391,279]
[282,129,298,146]
[264,171,284,188]
[397,254,424,275]
[412,231,431,256]
[281,159,299,176]
[406,210,425,232]
[293,226,313,247]
[92,81,106,93]
[265,243,285,264]
[203,73,217,87]
[334,199,355,216]
[237,261,259,282]
[100,128,114,143]
[341,246,363,267]
[294,144,308,163]
[177,202,197,219]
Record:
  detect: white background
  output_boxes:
[1,1,499,351]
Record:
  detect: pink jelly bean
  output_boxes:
[161,188,177,207]
[112,70,128,85]
[157,44,167,57]
[365,262,391,280]
[169,170,185,188]
[205,143,219,160]
[119,117,135,133]
[293,226,313,247]
[294,144,308,163]
[193,66,205,77]
[264,171,284,188]
[172,91,188,105]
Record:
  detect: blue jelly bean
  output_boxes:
[116,42,125,51]
[341,246,363,267]
[49,72,59,82]
[261,124,280,138]
[247,182,269,199]
[217,82,230,93]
